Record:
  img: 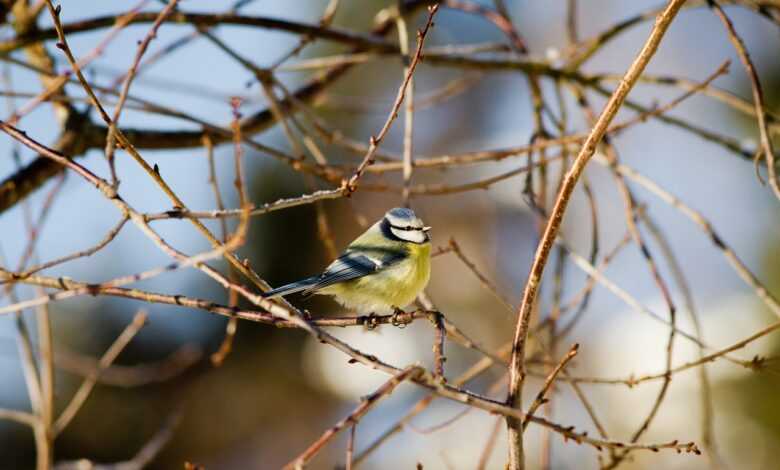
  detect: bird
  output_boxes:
[262,207,432,315]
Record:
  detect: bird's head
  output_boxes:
[381,207,431,244]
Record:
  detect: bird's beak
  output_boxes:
[422,226,432,232]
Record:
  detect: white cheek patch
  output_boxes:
[391,227,426,244]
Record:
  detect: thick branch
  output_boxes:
[504,1,688,468]
[0,11,398,54]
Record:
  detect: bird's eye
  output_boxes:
[390,223,422,231]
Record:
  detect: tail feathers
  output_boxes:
[262,277,319,298]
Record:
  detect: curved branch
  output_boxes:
[0,11,398,54]
[505,1,688,467]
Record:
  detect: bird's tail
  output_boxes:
[262,276,319,298]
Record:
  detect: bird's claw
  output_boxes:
[391,308,409,329]
[364,312,379,330]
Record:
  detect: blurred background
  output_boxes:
[0,0,778,468]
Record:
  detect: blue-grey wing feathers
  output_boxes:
[303,252,381,293]
[262,248,406,299]
[261,275,321,298]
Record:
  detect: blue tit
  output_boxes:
[262,207,432,314]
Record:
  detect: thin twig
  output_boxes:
[54,407,182,470]
[522,343,579,430]
[345,4,439,194]
[637,210,728,469]
[346,422,356,470]
[709,0,780,199]
[600,157,780,319]
[0,10,399,55]
[13,215,129,279]
[53,311,148,436]
[55,344,202,388]
[476,416,504,470]
[505,3,687,468]
[397,11,416,206]
[34,288,54,466]
[105,0,179,186]
[284,366,423,469]
[431,312,446,378]
[0,408,39,427]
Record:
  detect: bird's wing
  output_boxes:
[303,249,406,294]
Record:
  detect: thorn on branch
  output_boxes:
[626,373,637,388]
[231,96,243,120]
[748,354,766,371]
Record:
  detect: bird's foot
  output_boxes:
[364,312,379,330]
[391,307,410,329]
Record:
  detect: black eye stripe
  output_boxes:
[390,224,421,231]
